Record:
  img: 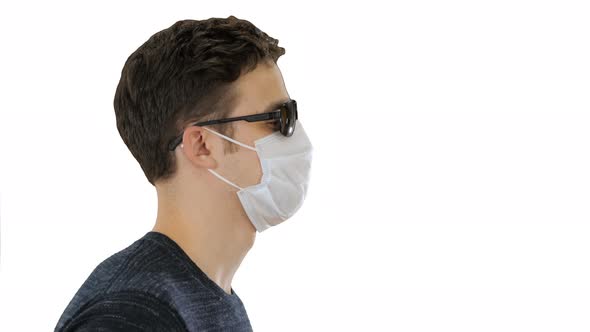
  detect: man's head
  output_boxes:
[114,16,287,189]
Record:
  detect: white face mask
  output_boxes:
[200,120,313,232]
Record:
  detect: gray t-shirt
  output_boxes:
[55,231,253,331]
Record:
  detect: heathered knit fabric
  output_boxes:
[54,231,253,332]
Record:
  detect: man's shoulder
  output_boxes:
[54,234,184,331]
[56,290,187,332]
[55,232,252,331]
[83,232,187,291]
[103,234,203,294]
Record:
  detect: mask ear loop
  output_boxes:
[202,127,257,151]
[199,127,258,191]
[208,169,244,191]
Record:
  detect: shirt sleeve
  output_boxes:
[59,290,187,332]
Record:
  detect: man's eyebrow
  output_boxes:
[260,98,291,114]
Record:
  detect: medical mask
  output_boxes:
[202,120,313,232]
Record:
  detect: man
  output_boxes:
[55,15,313,332]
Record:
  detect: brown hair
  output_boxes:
[113,15,285,186]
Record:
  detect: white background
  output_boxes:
[1,1,589,331]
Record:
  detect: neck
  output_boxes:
[152,188,256,295]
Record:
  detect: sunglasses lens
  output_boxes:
[280,100,297,136]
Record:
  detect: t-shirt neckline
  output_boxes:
[143,231,239,301]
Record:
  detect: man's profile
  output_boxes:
[54,15,313,332]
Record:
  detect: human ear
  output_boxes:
[180,127,217,170]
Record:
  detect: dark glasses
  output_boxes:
[168,99,297,151]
